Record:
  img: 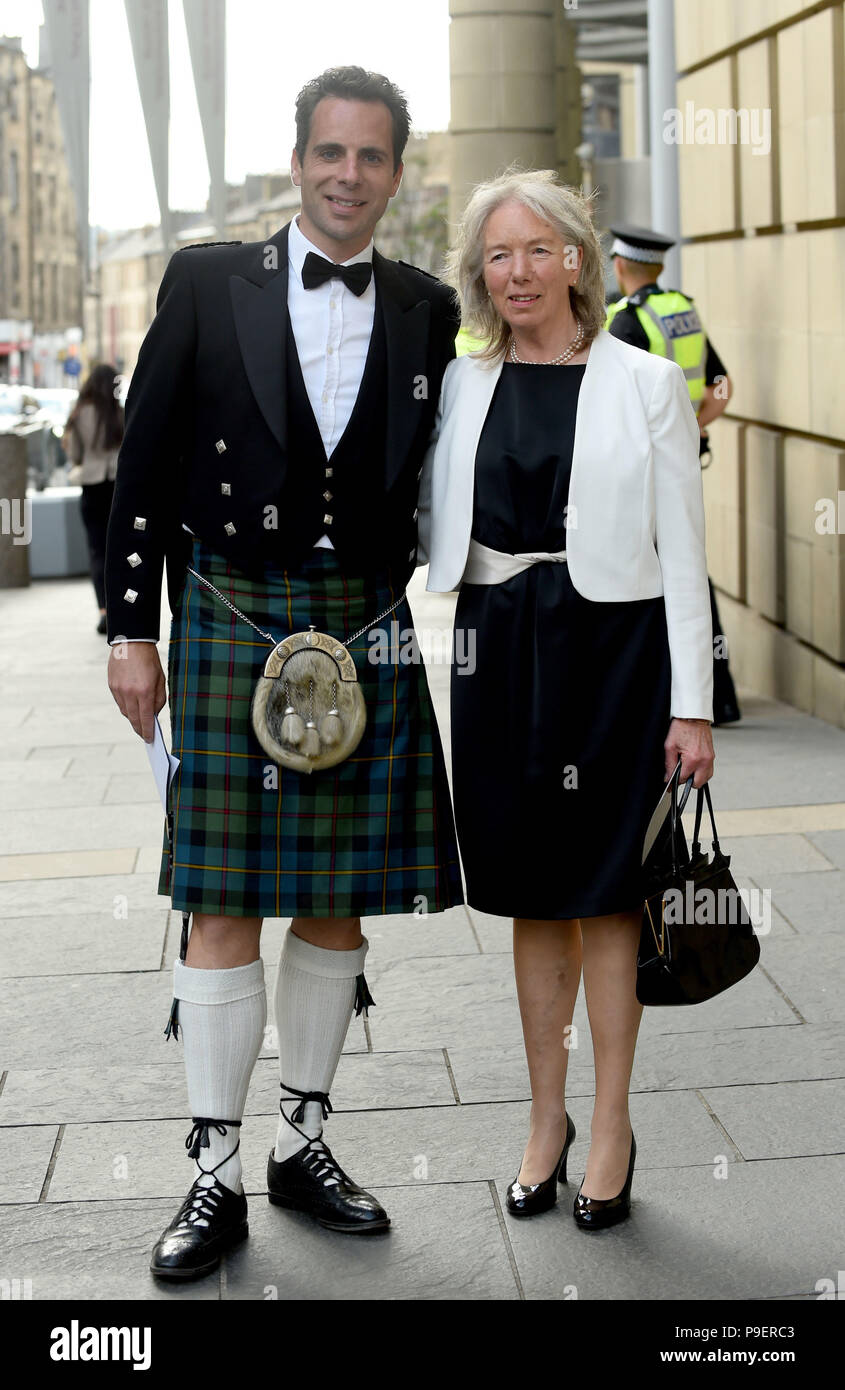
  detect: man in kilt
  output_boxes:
[105,66,464,1279]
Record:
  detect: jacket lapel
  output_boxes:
[567,328,609,521]
[229,221,291,453]
[373,251,432,490]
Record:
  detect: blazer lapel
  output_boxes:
[229,221,291,453]
[456,355,503,497]
[374,251,432,490]
[567,328,609,520]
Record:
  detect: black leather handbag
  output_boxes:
[636,766,761,1006]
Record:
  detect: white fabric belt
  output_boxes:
[461,537,568,585]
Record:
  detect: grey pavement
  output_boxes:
[0,568,843,1301]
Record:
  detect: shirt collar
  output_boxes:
[288,214,375,285]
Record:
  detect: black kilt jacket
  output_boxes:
[104,219,460,642]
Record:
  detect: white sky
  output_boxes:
[1,0,451,229]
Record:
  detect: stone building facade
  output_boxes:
[675,0,845,727]
[0,37,82,384]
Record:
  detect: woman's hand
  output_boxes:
[664,718,715,788]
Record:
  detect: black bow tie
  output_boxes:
[301,251,373,297]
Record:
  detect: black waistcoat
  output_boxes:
[279,300,395,572]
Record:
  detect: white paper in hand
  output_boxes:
[145,715,180,810]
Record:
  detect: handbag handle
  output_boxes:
[668,759,695,877]
[691,781,721,857]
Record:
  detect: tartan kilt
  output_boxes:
[157,537,464,918]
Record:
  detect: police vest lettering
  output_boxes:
[605,289,707,412]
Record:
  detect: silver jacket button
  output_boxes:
[124,588,138,602]
[220,482,231,495]
[127,552,142,567]
[133,517,146,530]
[215,439,227,453]
[224,521,236,536]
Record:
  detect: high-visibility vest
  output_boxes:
[605,288,707,413]
[455,326,486,356]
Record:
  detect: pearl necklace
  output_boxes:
[508,319,585,366]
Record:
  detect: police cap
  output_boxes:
[609,224,675,264]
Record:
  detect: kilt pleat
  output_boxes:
[157,538,464,918]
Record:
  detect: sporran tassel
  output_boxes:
[164,996,180,1042]
[353,972,376,1019]
[300,678,320,758]
[164,910,192,1042]
[280,680,305,747]
[320,681,342,747]
[301,721,321,758]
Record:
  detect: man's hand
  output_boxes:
[664,717,715,789]
[108,642,167,742]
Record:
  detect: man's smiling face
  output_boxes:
[290,97,403,260]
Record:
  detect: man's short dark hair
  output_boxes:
[294,66,411,172]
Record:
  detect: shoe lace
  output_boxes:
[177,1118,242,1229]
[278,1084,343,1188]
[297,1137,350,1188]
[172,1174,229,1234]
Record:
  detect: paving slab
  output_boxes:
[0,1125,59,1202]
[702,1079,845,1159]
[365,953,530,1050]
[0,848,140,883]
[0,972,365,1069]
[104,774,170,805]
[807,830,845,872]
[0,703,34,728]
[446,1022,845,1103]
[134,846,169,874]
[712,834,834,880]
[65,744,155,774]
[763,870,845,935]
[365,953,798,1054]
[756,936,845,1025]
[0,757,71,780]
[223,1181,518,1301]
[44,1091,735,1203]
[0,777,111,811]
[497,1154,845,1301]
[0,1201,219,1300]
[0,805,162,855]
[24,743,116,763]
[0,910,169,977]
[0,871,165,917]
[0,1052,453,1125]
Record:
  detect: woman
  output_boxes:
[64,363,124,633]
[419,169,715,1230]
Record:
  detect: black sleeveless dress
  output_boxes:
[450,361,672,919]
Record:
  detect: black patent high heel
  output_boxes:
[573,1131,637,1231]
[505,1112,576,1217]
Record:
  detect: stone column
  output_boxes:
[648,0,681,286]
[449,0,559,228]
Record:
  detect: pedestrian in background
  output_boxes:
[606,226,741,725]
[420,169,714,1231]
[64,363,124,634]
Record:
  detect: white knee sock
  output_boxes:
[273,928,369,1164]
[173,957,267,1195]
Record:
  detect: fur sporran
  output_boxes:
[251,628,366,774]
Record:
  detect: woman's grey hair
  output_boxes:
[444,166,606,362]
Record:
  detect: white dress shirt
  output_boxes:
[287,213,376,545]
[119,217,377,644]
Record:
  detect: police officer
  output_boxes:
[605,224,741,725]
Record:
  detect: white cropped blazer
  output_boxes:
[417,328,714,721]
